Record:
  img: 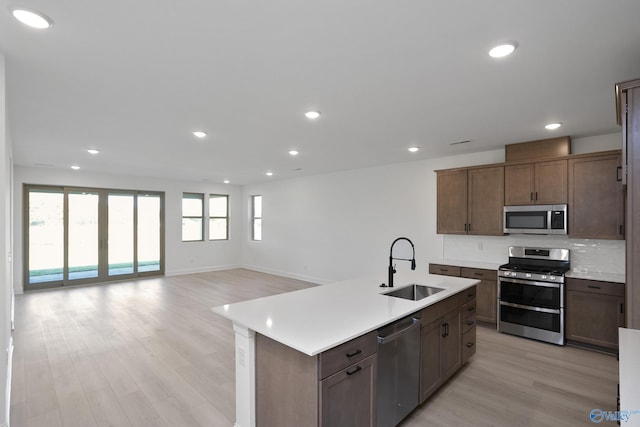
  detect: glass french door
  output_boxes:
[25,185,164,289]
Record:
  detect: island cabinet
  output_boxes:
[256,331,377,427]
[429,264,497,325]
[419,285,476,403]
[568,151,624,240]
[436,165,504,235]
[504,159,567,205]
[566,278,625,351]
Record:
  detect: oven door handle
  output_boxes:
[498,277,561,288]
[500,301,561,314]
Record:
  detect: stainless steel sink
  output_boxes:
[383,284,445,301]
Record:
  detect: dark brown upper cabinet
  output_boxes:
[436,166,504,236]
[504,159,567,206]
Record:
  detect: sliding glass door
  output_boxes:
[25,185,164,290]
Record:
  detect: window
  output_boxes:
[25,185,164,290]
[182,193,204,241]
[209,194,229,240]
[251,195,262,241]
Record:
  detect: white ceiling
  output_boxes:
[2,0,640,185]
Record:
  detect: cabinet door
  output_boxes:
[568,154,624,239]
[566,291,625,350]
[436,169,467,234]
[441,309,461,381]
[467,166,505,235]
[505,163,535,205]
[461,268,497,325]
[475,279,497,324]
[419,318,443,403]
[535,160,567,204]
[319,354,376,427]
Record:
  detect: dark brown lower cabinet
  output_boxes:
[566,278,625,351]
[256,331,377,427]
[319,354,376,427]
[461,267,497,324]
[419,287,476,403]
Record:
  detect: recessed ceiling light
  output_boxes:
[408,147,420,153]
[304,111,321,120]
[545,122,562,130]
[192,131,207,138]
[288,150,299,156]
[266,171,273,176]
[489,43,517,58]
[71,165,80,170]
[11,8,53,29]
[223,179,230,184]
[87,149,100,155]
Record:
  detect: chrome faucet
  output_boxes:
[387,237,416,287]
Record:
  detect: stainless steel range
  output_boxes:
[498,246,570,345]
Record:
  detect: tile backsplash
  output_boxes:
[443,234,625,275]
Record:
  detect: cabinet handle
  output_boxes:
[346,366,362,376]
[464,223,467,232]
[467,306,475,312]
[587,285,601,290]
[530,192,534,201]
[440,268,449,272]
[620,225,624,236]
[474,272,483,276]
[467,223,471,233]
[535,192,538,201]
[617,166,623,182]
[466,342,475,348]
[346,349,362,358]
[442,323,449,337]
[621,303,625,315]
[467,291,475,297]
[466,320,474,326]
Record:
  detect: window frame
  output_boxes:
[251,195,262,241]
[208,194,229,241]
[182,192,204,242]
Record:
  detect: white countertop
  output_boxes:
[431,258,625,284]
[619,328,640,426]
[430,259,502,271]
[212,271,478,356]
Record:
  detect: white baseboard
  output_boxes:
[165,264,241,277]
[5,336,13,427]
[241,265,331,285]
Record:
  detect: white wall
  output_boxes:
[1,52,12,427]
[13,167,244,293]
[242,133,624,284]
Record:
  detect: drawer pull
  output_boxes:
[467,306,475,312]
[468,292,475,297]
[466,342,475,348]
[466,320,474,326]
[440,268,449,272]
[587,285,601,290]
[346,366,362,376]
[474,272,483,276]
[346,349,362,358]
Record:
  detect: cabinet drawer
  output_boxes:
[429,264,461,277]
[566,278,624,297]
[462,286,477,304]
[460,267,497,281]
[462,310,476,334]
[462,300,476,323]
[319,331,377,379]
[462,328,476,362]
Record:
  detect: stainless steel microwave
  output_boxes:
[503,204,567,235]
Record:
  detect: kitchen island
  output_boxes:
[212,271,478,427]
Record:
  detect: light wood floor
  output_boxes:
[11,269,618,427]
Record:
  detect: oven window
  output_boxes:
[500,280,560,309]
[505,211,547,229]
[500,305,561,333]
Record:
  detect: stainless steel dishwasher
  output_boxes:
[376,313,421,427]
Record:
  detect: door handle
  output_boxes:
[346,366,362,376]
